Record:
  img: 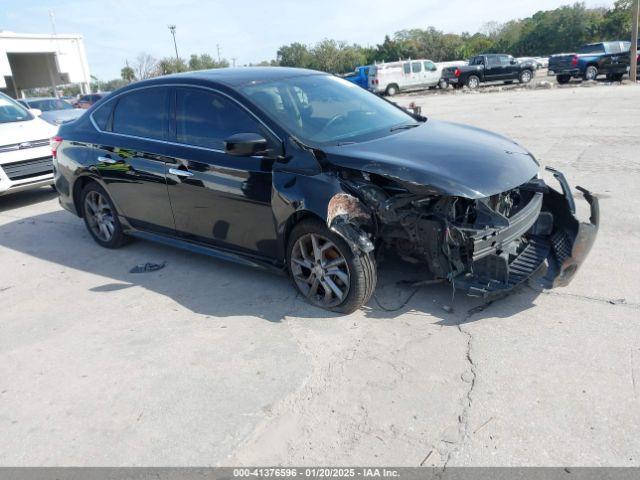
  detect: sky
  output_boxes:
[0,0,615,80]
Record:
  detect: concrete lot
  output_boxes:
[1,84,639,466]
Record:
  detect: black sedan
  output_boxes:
[52,67,598,313]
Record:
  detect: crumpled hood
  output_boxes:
[0,117,57,147]
[323,119,540,199]
[39,108,84,125]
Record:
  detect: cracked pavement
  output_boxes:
[1,84,639,466]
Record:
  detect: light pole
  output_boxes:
[168,25,179,64]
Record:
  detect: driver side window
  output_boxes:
[175,88,262,150]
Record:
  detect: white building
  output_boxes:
[0,31,91,98]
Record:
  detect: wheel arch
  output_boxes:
[72,174,103,218]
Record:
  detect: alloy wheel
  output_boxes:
[291,233,350,308]
[521,71,531,83]
[84,190,116,242]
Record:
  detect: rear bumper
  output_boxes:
[457,167,598,296]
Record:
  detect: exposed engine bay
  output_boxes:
[328,166,599,296]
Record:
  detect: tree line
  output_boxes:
[85,0,633,91]
[277,1,634,72]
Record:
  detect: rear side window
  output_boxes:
[578,44,605,54]
[411,62,422,73]
[92,101,114,130]
[424,61,437,71]
[112,88,169,140]
[175,88,261,150]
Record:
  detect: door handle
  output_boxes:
[97,156,118,164]
[169,167,193,177]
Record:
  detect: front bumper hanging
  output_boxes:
[458,167,599,296]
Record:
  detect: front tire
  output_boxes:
[519,69,533,84]
[81,183,128,249]
[287,218,376,314]
[556,74,571,84]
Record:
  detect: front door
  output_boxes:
[165,87,279,259]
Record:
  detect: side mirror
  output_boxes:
[29,108,43,117]
[224,133,268,157]
[510,59,517,65]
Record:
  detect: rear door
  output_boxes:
[92,86,175,234]
[164,86,278,258]
[484,55,504,80]
[423,60,440,86]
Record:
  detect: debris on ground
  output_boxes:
[129,262,166,274]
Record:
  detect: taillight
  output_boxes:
[50,136,62,159]
[454,68,461,77]
[571,55,578,67]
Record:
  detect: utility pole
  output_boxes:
[48,10,60,98]
[631,0,639,83]
[216,44,221,63]
[168,25,179,63]
[231,57,236,68]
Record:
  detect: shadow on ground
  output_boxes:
[0,207,542,324]
[0,187,58,212]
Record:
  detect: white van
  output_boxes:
[368,59,447,96]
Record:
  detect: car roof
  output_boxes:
[135,67,325,89]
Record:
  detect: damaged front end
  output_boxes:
[333,166,598,296]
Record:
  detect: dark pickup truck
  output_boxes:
[442,54,536,89]
[548,41,632,83]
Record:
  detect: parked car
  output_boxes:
[516,57,544,69]
[18,97,84,125]
[535,57,550,69]
[0,92,57,195]
[74,93,110,109]
[368,59,447,96]
[442,54,536,89]
[343,66,370,89]
[54,67,597,313]
[548,41,631,83]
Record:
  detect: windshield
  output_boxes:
[240,74,418,145]
[28,98,74,111]
[0,93,33,124]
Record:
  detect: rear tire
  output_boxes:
[286,218,376,314]
[607,72,624,82]
[438,78,448,89]
[556,74,571,84]
[583,65,598,81]
[466,75,480,89]
[385,84,399,96]
[81,182,128,249]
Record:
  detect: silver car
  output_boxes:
[18,97,84,125]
